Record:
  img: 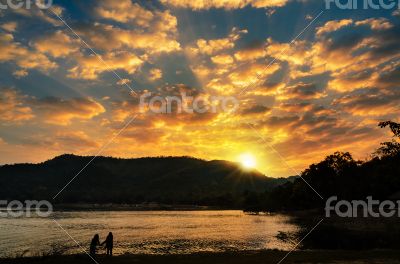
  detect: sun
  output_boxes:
[239,153,257,169]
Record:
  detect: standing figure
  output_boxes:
[90,234,100,257]
[101,232,114,256]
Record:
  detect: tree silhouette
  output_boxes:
[379,121,400,137]
[376,121,400,157]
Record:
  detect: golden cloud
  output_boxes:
[0,32,57,72]
[0,88,34,122]
[234,44,266,62]
[211,54,234,64]
[333,89,400,117]
[32,97,106,125]
[355,18,393,31]
[68,51,143,80]
[186,28,247,56]
[316,19,353,36]
[95,0,154,25]
[54,131,100,150]
[76,22,180,55]
[33,30,80,58]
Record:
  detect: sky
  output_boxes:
[0,0,399,177]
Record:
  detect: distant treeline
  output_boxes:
[0,155,291,207]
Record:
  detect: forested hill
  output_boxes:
[0,155,289,206]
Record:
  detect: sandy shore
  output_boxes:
[2,250,400,264]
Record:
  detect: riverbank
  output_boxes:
[2,250,400,264]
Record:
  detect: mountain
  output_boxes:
[0,154,289,207]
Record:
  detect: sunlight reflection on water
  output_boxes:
[0,210,299,257]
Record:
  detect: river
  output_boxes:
[0,210,299,258]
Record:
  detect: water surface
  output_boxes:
[0,210,298,258]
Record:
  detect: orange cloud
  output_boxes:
[316,19,353,36]
[333,89,400,117]
[186,28,247,56]
[0,88,34,122]
[68,51,143,80]
[32,97,106,125]
[33,30,80,58]
[54,131,100,150]
[355,18,393,30]
[234,44,266,62]
[0,32,57,72]
[95,0,154,25]
[211,54,234,64]
[76,22,180,55]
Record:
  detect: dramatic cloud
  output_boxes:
[32,97,106,125]
[333,88,400,116]
[95,0,154,25]
[0,88,34,122]
[211,54,234,65]
[355,18,393,30]
[33,30,80,58]
[186,28,247,56]
[53,131,100,150]
[279,82,326,100]
[234,42,266,62]
[0,32,56,72]
[316,19,353,36]
[240,104,270,116]
[68,51,143,80]
[75,22,180,55]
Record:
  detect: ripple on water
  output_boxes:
[0,210,299,257]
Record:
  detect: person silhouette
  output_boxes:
[90,234,100,257]
[101,232,114,256]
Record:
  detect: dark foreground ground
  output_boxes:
[2,250,400,264]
